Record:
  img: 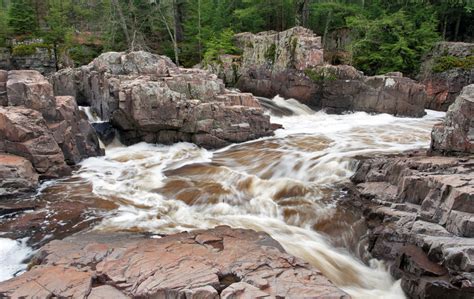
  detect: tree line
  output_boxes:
[0,0,473,76]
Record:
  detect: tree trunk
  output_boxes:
[111,0,130,48]
[198,0,202,61]
[323,10,332,47]
[454,13,461,41]
[442,15,447,40]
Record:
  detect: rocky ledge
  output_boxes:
[204,26,426,117]
[347,85,474,298]
[52,51,274,149]
[0,226,349,298]
[0,70,103,197]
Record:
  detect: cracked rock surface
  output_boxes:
[0,226,349,298]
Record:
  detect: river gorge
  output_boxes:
[0,97,445,298]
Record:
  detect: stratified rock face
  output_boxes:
[205,27,426,117]
[0,154,38,197]
[0,70,103,188]
[52,51,274,148]
[315,65,426,117]
[0,226,350,298]
[350,153,474,298]
[431,84,474,154]
[420,42,474,111]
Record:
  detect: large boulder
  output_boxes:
[350,153,474,298]
[431,84,474,154]
[0,70,103,186]
[420,42,474,111]
[0,226,349,298]
[51,51,274,148]
[0,106,70,178]
[204,27,426,117]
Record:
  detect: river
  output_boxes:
[0,96,445,298]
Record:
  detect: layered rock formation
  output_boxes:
[52,51,274,148]
[350,153,473,298]
[420,42,474,111]
[0,40,56,75]
[204,26,426,117]
[0,226,349,298]
[431,84,474,154]
[0,70,103,196]
[348,84,474,298]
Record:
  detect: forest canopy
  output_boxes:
[0,0,473,76]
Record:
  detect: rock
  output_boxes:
[0,70,6,106]
[431,84,474,154]
[0,40,57,75]
[0,106,70,178]
[49,96,104,164]
[92,122,115,146]
[51,51,274,149]
[0,70,103,183]
[0,226,350,298]
[349,152,474,298]
[420,42,474,111]
[0,154,38,197]
[5,70,57,120]
[204,27,426,117]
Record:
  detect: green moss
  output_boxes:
[12,43,51,56]
[304,68,337,82]
[291,37,298,56]
[432,55,474,73]
[265,43,276,63]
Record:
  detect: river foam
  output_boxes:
[0,238,32,282]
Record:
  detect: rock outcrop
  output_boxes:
[0,154,38,197]
[0,40,56,75]
[204,26,427,117]
[0,70,103,196]
[420,42,474,111]
[52,51,274,148]
[349,153,474,298]
[0,226,349,298]
[431,84,474,154]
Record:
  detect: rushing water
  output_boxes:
[0,96,445,298]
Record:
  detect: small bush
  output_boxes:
[69,45,101,66]
[432,55,474,73]
[12,43,51,56]
[304,68,337,82]
[265,43,276,63]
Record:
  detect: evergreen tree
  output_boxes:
[8,0,37,35]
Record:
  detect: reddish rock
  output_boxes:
[0,226,350,298]
[0,106,70,178]
[0,154,38,197]
[51,51,274,148]
[350,152,474,298]
[431,84,474,154]
[0,70,7,106]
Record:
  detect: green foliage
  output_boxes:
[68,45,102,66]
[8,0,37,35]
[348,8,440,76]
[304,68,337,82]
[12,43,51,56]
[432,55,474,73]
[308,2,363,36]
[265,44,277,63]
[0,8,10,47]
[203,29,239,64]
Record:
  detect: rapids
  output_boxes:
[0,96,445,298]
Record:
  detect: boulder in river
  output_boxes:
[0,226,350,298]
[204,26,427,117]
[51,51,274,149]
[431,84,474,154]
[0,154,38,197]
[349,152,474,298]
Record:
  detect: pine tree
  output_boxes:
[8,0,38,35]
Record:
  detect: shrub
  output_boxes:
[12,43,51,56]
[432,55,474,73]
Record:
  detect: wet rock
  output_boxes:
[51,51,273,149]
[349,152,474,298]
[0,70,7,106]
[204,27,426,117]
[431,84,474,154]
[420,42,474,111]
[92,122,115,146]
[0,226,350,298]
[0,106,70,178]
[0,154,38,197]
